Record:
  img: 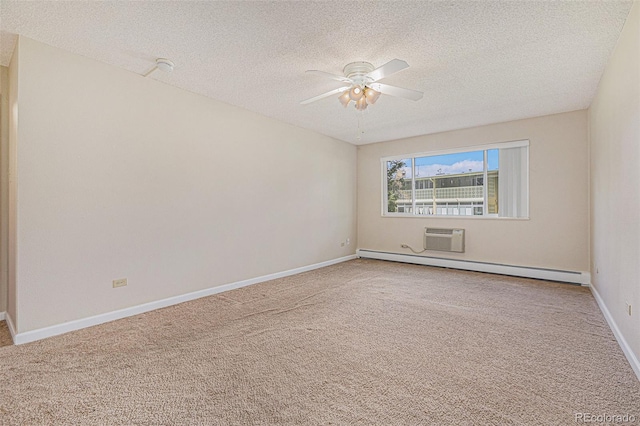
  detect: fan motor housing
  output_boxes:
[343,62,375,85]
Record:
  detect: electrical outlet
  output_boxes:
[626,303,632,316]
[113,278,127,288]
[346,238,350,245]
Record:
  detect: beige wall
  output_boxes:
[358,110,589,272]
[0,66,8,314]
[589,1,639,364]
[11,37,357,333]
[7,45,18,325]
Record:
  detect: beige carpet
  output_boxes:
[0,321,11,348]
[0,259,638,425]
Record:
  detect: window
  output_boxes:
[383,140,529,218]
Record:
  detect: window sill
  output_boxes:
[381,214,530,220]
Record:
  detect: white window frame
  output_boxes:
[381,139,529,219]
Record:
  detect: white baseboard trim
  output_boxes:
[357,249,590,285]
[12,254,357,345]
[590,284,640,382]
[0,311,5,321]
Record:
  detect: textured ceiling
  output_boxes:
[0,1,633,145]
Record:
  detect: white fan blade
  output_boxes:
[369,83,423,101]
[366,59,409,82]
[300,86,349,105]
[306,70,353,83]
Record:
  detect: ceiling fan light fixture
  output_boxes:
[349,85,364,101]
[355,96,368,111]
[301,59,423,114]
[364,87,380,104]
[338,91,351,107]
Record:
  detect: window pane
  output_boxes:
[487,149,499,171]
[414,151,484,216]
[386,159,411,213]
[415,151,484,177]
[487,149,499,214]
[382,142,528,218]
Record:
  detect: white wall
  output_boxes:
[10,37,357,333]
[589,1,640,369]
[357,110,589,273]
[0,66,8,314]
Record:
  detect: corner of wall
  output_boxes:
[4,311,16,343]
[6,36,19,332]
[586,102,592,286]
[0,65,9,314]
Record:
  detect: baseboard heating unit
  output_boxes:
[356,249,590,285]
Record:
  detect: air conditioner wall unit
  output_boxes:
[424,228,465,253]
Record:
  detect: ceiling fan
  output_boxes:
[300,59,423,110]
